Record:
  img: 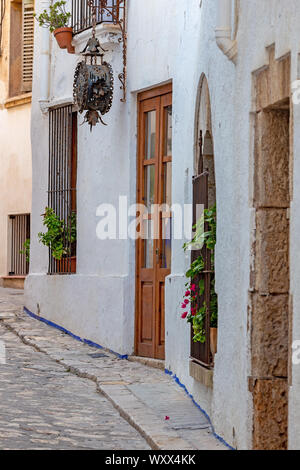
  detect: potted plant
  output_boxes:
[57,210,77,273]
[181,205,218,358]
[38,207,77,273]
[35,1,74,54]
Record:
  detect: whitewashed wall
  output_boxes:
[0,104,32,276]
[0,0,32,277]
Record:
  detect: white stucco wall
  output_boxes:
[26,0,300,449]
[0,104,32,276]
[0,0,32,277]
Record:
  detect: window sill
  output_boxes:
[1,276,26,289]
[4,93,32,109]
[72,23,121,54]
[189,360,214,389]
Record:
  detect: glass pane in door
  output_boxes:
[161,217,172,269]
[144,165,155,210]
[143,219,153,268]
[145,111,156,160]
[164,105,172,156]
[163,162,172,206]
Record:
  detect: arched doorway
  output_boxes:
[190,75,217,369]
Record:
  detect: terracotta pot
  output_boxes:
[53,27,75,54]
[56,256,76,274]
[210,327,218,357]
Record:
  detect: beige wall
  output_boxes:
[0,0,32,277]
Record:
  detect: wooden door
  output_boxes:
[136,84,172,359]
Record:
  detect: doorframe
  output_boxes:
[134,82,172,358]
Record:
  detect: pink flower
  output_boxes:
[191,284,196,292]
[185,290,190,297]
[181,312,188,319]
[191,308,196,317]
[184,299,189,305]
[165,416,170,421]
[181,303,186,309]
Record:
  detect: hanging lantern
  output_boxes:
[73,36,114,129]
[73,0,127,129]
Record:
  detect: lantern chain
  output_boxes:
[87,0,127,102]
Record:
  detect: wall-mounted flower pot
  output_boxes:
[56,256,76,274]
[210,327,218,357]
[53,27,75,54]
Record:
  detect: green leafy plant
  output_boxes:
[38,207,76,261]
[69,210,77,245]
[181,205,218,343]
[20,238,30,264]
[34,1,71,33]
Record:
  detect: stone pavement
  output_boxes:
[0,287,227,450]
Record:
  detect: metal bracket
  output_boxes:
[88,0,127,102]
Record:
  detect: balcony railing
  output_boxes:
[72,0,124,35]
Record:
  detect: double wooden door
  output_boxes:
[135,84,172,359]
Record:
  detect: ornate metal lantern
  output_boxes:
[73,37,114,129]
[73,0,127,130]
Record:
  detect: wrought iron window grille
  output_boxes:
[48,106,77,275]
[9,214,30,276]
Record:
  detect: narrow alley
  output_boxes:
[0,288,225,450]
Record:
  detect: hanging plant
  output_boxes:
[181,205,217,344]
[34,1,74,53]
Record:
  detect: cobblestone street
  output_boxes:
[0,288,226,450]
[0,314,149,450]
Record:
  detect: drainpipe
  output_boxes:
[215,0,237,64]
[39,0,51,112]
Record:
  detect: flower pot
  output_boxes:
[56,256,76,274]
[210,327,218,357]
[53,27,75,54]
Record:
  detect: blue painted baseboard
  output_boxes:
[23,306,234,449]
[164,368,235,450]
[23,306,128,360]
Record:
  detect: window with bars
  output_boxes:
[48,105,77,275]
[190,131,217,370]
[9,214,30,276]
[190,171,213,368]
[9,0,34,97]
[72,0,124,35]
[0,0,5,56]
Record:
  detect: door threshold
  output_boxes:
[128,355,165,371]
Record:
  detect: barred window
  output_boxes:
[9,214,30,276]
[48,106,77,275]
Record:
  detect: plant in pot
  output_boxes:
[181,205,218,358]
[38,207,77,273]
[63,210,77,273]
[34,1,74,54]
